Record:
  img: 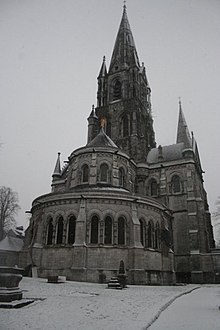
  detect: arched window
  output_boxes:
[122,115,129,137]
[155,222,160,249]
[100,163,109,182]
[90,215,99,244]
[67,215,76,244]
[118,217,126,245]
[113,79,122,100]
[119,167,125,187]
[56,216,64,244]
[46,218,53,245]
[140,219,145,246]
[149,179,158,196]
[147,221,154,248]
[171,175,181,193]
[82,164,89,183]
[104,216,113,244]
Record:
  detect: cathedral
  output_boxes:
[22,5,217,284]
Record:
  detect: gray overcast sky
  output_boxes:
[0,0,220,229]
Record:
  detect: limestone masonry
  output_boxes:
[21,5,219,284]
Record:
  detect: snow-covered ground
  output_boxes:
[0,278,219,330]
[150,285,220,330]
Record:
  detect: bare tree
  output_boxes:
[0,186,20,240]
[212,197,220,247]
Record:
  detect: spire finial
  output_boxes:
[123,0,127,11]
[103,56,105,62]
[178,97,182,110]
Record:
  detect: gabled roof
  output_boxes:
[87,128,118,148]
[109,4,140,73]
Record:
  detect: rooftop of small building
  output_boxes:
[0,234,24,252]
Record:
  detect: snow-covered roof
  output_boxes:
[147,143,185,164]
[0,235,24,252]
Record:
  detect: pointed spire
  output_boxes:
[98,56,107,78]
[88,104,97,118]
[109,3,140,73]
[52,152,61,177]
[176,99,192,148]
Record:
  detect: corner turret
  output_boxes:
[87,105,98,144]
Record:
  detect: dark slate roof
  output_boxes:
[87,128,118,148]
[147,143,185,164]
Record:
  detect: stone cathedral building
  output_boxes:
[22,5,217,284]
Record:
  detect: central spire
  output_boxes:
[109,4,140,73]
[95,4,156,162]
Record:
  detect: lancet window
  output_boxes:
[119,167,125,187]
[100,163,109,182]
[67,215,76,244]
[113,79,122,100]
[46,218,53,245]
[140,218,145,246]
[82,164,89,183]
[104,216,113,244]
[154,222,160,249]
[118,217,126,245]
[90,215,99,244]
[149,179,158,196]
[171,175,181,193]
[147,221,154,248]
[56,216,64,244]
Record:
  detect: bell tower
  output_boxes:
[95,4,156,162]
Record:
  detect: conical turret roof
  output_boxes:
[52,152,61,177]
